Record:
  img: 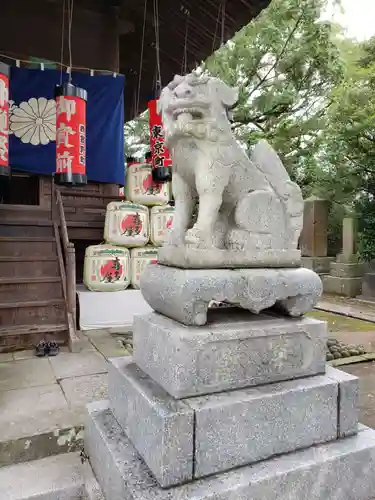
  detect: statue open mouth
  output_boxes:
[172,108,205,125]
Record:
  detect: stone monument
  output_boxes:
[323,217,365,297]
[300,195,335,274]
[85,73,375,500]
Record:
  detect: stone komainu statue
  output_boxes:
[157,72,304,252]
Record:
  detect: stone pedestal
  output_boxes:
[85,308,375,500]
[140,264,322,326]
[322,218,365,297]
[301,256,335,274]
[361,272,375,301]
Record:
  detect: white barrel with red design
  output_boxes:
[83,244,130,292]
[130,246,158,289]
[125,162,170,206]
[150,205,175,246]
[104,201,149,248]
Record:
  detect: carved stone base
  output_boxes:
[140,265,322,326]
[158,246,301,269]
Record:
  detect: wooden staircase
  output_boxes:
[0,207,70,352]
[0,182,120,353]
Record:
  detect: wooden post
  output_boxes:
[66,244,77,332]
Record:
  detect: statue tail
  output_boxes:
[250,140,304,248]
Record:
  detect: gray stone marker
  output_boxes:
[84,72,375,500]
[133,309,327,399]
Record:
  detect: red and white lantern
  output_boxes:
[148,99,172,183]
[55,82,87,186]
[0,62,10,179]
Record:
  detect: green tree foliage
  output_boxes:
[204,0,343,190]
[320,37,375,259]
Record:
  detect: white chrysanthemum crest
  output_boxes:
[9,97,56,145]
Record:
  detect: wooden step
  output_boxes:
[0,204,51,221]
[0,299,66,326]
[0,256,60,278]
[0,237,56,257]
[0,221,54,237]
[0,323,68,352]
[0,277,63,302]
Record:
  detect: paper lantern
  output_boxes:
[148,99,172,183]
[0,62,10,179]
[54,82,87,186]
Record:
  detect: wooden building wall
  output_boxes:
[0,0,120,72]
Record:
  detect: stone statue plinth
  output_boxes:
[85,72,375,500]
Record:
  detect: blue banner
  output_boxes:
[9,67,125,185]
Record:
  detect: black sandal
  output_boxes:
[47,341,60,356]
[35,340,47,357]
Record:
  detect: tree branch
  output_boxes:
[246,10,306,100]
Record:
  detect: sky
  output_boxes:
[325,0,375,41]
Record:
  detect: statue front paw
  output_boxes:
[168,230,185,247]
[185,226,214,249]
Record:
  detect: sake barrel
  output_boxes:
[130,246,158,289]
[150,205,175,246]
[83,244,130,292]
[125,163,169,206]
[104,201,149,248]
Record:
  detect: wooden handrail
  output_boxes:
[52,181,79,348]
[55,188,70,251]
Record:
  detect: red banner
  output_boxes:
[148,100,172,169]
[0,72,9,169]
[56,95,86,177]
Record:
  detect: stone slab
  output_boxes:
[301,256,334,274]
[48,351,107,380]
[60,373,108,407]
[158,246,301,268]
[0,452,84,500]
[0,358,56,392]
[322,275,362,298]
[326,365,359,437]
[186,374,338,478]
[140,264,322,326]
[108,357,194,487]
[361,272,375,299]
[0,383,85,467]
[85,402,375,500]
[330,262,365,278]
[133,310,327,399]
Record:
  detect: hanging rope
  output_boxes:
[221,0,226,46]
[67,0,74,82]
[180,7,190,75]
[59,0,66,84]
[136,0,147,115]
[211,2,221,53]
[153,0,162,94]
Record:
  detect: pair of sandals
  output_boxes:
[35,340,60,357]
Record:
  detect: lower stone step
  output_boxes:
[0,453,85,500]
[85,402,375,500]
[0,452,104,500]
